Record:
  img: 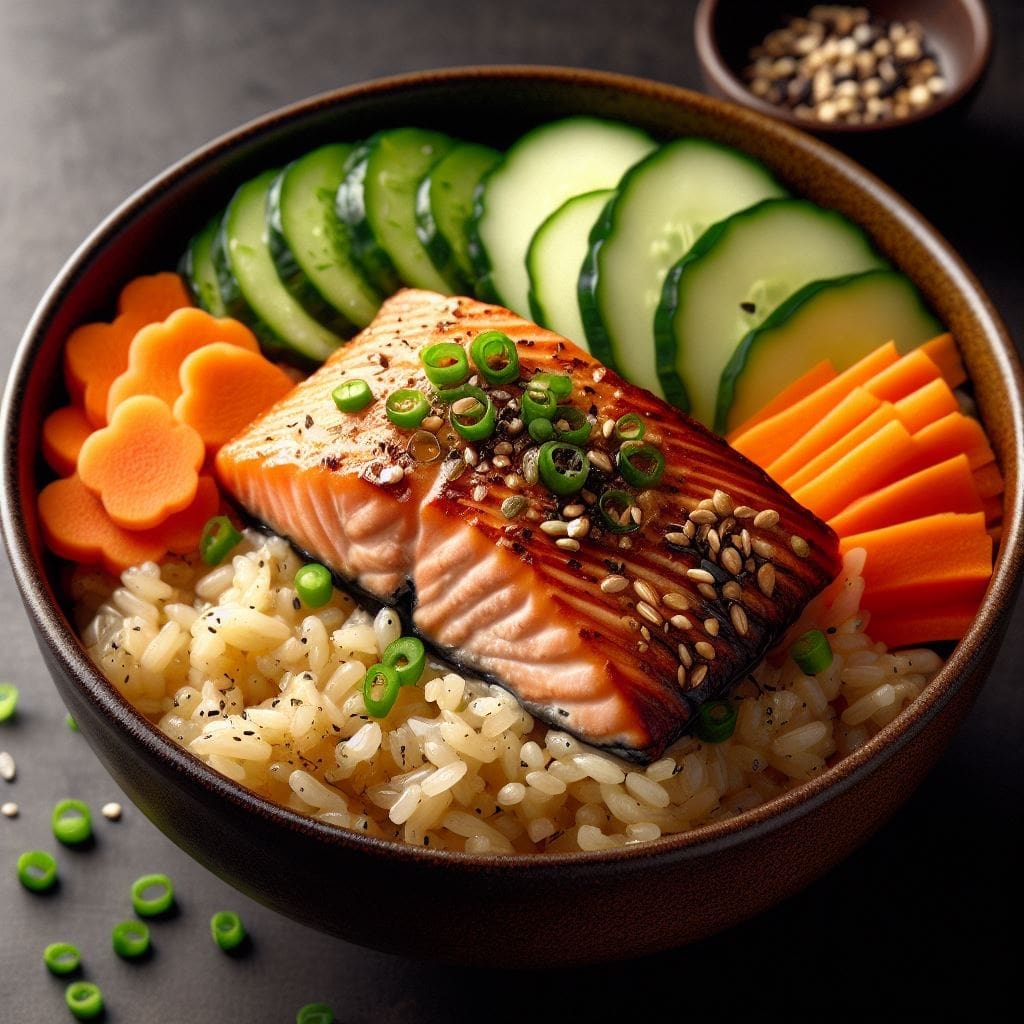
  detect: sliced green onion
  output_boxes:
[66,714,79,732]
[362,663,401,718]
[51,799,92,847]
[791,629,834,675]
[470,330,519,385]
[385,388,430,429]
[527,418,554,443]
[530,371,572,398]
[421,342,469,388]
[381,636,426,688]
[65,981,104,1020]
[43,942,81,975]
[614,412,646,442]
[617,441,665,489]
[538,441,589,497]
[131,873,175,918]
[17,850,58,892]
[199,515,243,566]
[552,405,591,445]
[598,490,640,534]
[296,1004,335,1024]
[332,378,373,413]
[694,701,737,743]
[112,919,151,959]
[294,563,333,609]
[521,387,557,424]
[0,682,18,721]
[210,910,246,951]
[448,387,496,441]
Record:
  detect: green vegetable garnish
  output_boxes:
[527,418,554,442]
[210,910,247,952]
[385,388,430,429]
[296,1004,335,1024]
[65,981,104,1020]
[694,701,737,744]
[294,563,334,609]
[521,387,557,424]
[51,799,92,847]
[448,387,496,441]
[361,663,401,718]
[470,330,519,385]
[381,636,426,688]
[538,441,589,496]
[112,919,151,959]
[131,873,175,918]
[617,441,665,489]
[199,515,243,566]
[331,378,373,413]
[598,490,640,534]
[421,342,469,388]
[552,405,591,445]
[791,628,834,675]
[531,371,572,398]
[17,850,58,892]
[614,412,646,442]
[0,682,19,722]
[43,942,81,976]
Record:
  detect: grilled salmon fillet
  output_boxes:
[216,290,840,761]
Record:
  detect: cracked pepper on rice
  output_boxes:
[74,531,942,854]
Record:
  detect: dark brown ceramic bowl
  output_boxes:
[694,0,992,135]
[1,67,1021,967]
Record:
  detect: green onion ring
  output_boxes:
[43,942,81,975]
[331,378,374,413]
[694,701,737,744]
[598,490,641,534]
[385,388,430,429]
[552,405,592,444]
[0,682,18,721]
[199,515,243,566]
[527,418,554,442]
[362,663,401,718]
[617,441,665,489]
[381,636,426,687]
[210,910,247,951]
[530,371,573,398]
[65,981,104,1020]
[421,342,470,388]
[538,441,590,497]
[296,1004,335,1024]
[294,563,334,609]
[131,873,175,918]
[521,387,558,424]
[791,629,834,676]
[614,412,646,442]
[51,799,92,846]
[17,850,58,892]
[112,919,151,959]
[470,330,519,385]
[448,386,496,441]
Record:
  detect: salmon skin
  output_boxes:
[216,290,840,762]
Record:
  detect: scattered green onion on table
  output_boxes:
[51,798,92,846]
[130,873,175,917]
[210,910,247,951]
[112,919,151,959]
[0,681,19,721]
[65,981,104,1020]
[43,942,81,976]
[17,849,59,892]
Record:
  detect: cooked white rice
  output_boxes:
[72,532,942,854]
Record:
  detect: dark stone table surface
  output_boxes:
[1,1,1020,1020]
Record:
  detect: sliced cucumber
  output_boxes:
[267,143,382,331]
[717,269,941,434]
[526,189,613,349]
[212,170,343,364]
[654,198,887,426]
[579,139,786,398]
[336,128,458,294]
[416,142,501,292]
[470,117,656,317]
[181,216,226,316]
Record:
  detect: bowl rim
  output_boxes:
[2,64,1021,874]
[693,0,993,134]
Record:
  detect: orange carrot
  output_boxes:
[730,342,900,467]
[862,347,940,403]
[106,308,259,418]
[156,475,221,555]
[867,604,979,648]
[64,273,191,427]
[77,395,204,530]
[41,405,93,477]
[173,343,295,450]
[766,387,880,484]
[726,358,837,439]
[827,455,981,536]
[973,461,1005,499]
[919,333,967,389]
[791,419,916,522]
[892,378,959,434]
[38,475,167,575]
[912,412,995,470]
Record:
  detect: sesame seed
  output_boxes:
[698,583,718,601]
[452,396,482,416]
[691,664,708,687]
[665,531,689,546]
[723,581,742,601]
[567,516,590,539]
[720,547,743,576]
[493,441,513,455]
[639,625,651,642]
[636,601,663,625]
[741,529,753,557]
[633,579,659,605]
[730,604,749,636]
[676,666,687,687]
[663,592,690,611]
[619,536,633,550]
[581,489,597,505]
[752,538,775,559]
[0,751,15,782]
[707,529,721,554]
[670,614,693,630]
[758,563,776,597]
[754,509,780,529]
[421,414,443,432]
[630,507,643,524]
[695,640,716,660]
[686,568,716,585]
[1,802,17,818]
[463,446,479,467]
[638,642,649,653]
[601,574,629,594]
[791,535,810,558]
[504,473,524,490]
[540,520,569,537]
[602,418,616,439]
[699,498,716,510]
[683,521,697,539]
[379,465,404,485]
[586,450,613,473]
[712,490,734,516]
[472,485,488,502]
[492,454,511,469]
[734,505,756,518]
[677,643,693,667]
[562,503,585,518]
[102,802,123,821]
[556,537,580,552]
[501,496,528,519]
[507,417,525,436]
[704,618,720,637]
[689,509,717,525]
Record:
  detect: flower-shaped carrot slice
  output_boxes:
[38,475,167,575]
[41,405,93,476]
[173,343,294,450]
[158,475,222,555]
[77,395,204,530]
[106,308,259,420]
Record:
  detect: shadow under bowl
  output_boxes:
[1,66,1021,967]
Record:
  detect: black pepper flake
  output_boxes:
[293,597,302,610]
[304,414,314,429]
[740,301,756,314]
[567,558,582,570]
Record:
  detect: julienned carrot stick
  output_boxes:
[730,342,899,467]
[41,406,93,477]
[862,347,940,403]
[63,273,191,427]
[827,455,981,536]
[867,604,979,648]
[919,333,967,389]
[77,395,204,530]
[766,387,880,484]
[892,378,959,434]
[106,307,259,419]
[726,358,837,439]
[173,343,295,449]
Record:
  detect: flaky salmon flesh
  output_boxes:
[216,291,840,762]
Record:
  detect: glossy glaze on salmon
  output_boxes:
[216,290,840,761]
